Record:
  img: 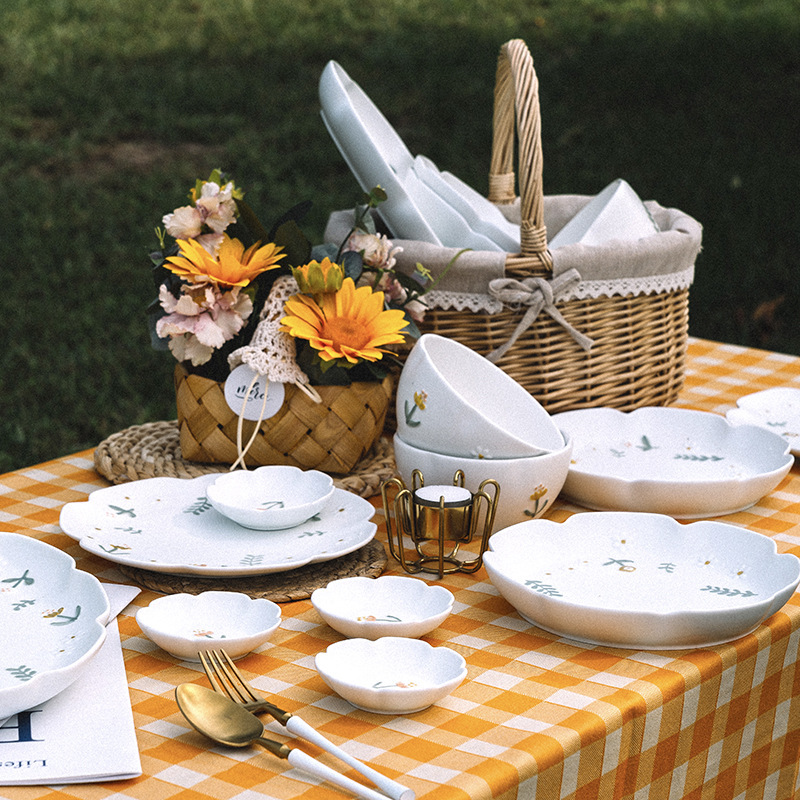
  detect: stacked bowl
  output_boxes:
[393,334,572,531]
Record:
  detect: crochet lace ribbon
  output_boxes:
[226,275,322,469]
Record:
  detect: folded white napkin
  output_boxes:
[0,583,142,785]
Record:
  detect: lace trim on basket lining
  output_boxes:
[423,264,694,312]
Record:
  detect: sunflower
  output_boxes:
[165,234,285,288]
[291,257,344,295]
[281,277,408,364]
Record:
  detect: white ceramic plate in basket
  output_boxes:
[483,512,800,650]
[552,407,793,518]
[319,60,506,251]
[58,475,376,576]
[0,532,110,719]
[726,387,800,456]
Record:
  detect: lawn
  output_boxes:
[1,0,798,472]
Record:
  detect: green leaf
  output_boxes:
[341,250,363,281]
[273,219,312,267]
[234,197,270,244]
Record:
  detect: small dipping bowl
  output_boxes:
[311,576,454,639]
[136,591,281,661]
[206,466,335,530]
[315,637,467,714]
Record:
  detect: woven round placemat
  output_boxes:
[116,539,388,602]
[93,420,396,499]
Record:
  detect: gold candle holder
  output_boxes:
[381,470,500,578]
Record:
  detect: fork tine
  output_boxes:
[199,651,227,695]
[214,649,262,704]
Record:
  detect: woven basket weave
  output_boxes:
[416,39,690,413]
[175,364,393,474]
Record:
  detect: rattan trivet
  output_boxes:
[93,420,396,499]
[116,539,388,602]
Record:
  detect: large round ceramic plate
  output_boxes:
[59,475,376,576]
[726,387,800,456]
[552,407,793,518]
[0,532,110,719]
[484,513,800,649]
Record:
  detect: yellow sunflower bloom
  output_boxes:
[281,277,408,363]
[165,234,285,287]
[292,257,344,295]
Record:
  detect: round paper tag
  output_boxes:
[224,364,286,421]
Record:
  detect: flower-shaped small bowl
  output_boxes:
[315,637,467,714]
[206,466,335,530]
[311,576,454,639]
[136,591,281,661]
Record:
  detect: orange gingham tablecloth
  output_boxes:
[1,338,800,800]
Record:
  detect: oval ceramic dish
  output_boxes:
[552,407,793,518]
[136,591,281,660]
[206,466,335,530]
[726,387,800,456]
[59,475,376,576]
[311,576,454,639]
[315,637,467,714]
[0,532,110,719]
[483,512,800,650]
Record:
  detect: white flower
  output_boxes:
[163,205,203,239]
[196,181,237,234]
[344,231,402,270]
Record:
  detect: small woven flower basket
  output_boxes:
[174,364,393,474]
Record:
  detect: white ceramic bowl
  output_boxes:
[483,512,800,649]
[553,407,794,518]
[396,334,563,459]
[311,576,454,639]
[393,431,572,532]
[0,532,110,719]
[136,591,281,661]
[206,466,335,530]
[315,637,467,714]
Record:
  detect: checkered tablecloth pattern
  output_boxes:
[2,339,800,800]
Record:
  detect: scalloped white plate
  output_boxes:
[484,512,800,649]
[59,475,376,576]
[0,532,110,719]
[726,387,800,456]
[552,407,793,518]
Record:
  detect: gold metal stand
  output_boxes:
[381,470,500,578]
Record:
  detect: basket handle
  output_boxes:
[488,39,552,269]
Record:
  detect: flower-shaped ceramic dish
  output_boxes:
[206,466,335,530]
[136,591,281,661]
[311,576,454,639]
[726,387,800,456]
[397,334,564,459]
[315,637,467,714]
[483,512,800,650]
[393,431,572,532]
[552,407,793,518]
[59,474,376,576]
[0,532,110,719]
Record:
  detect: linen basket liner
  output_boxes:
[327,39,702,413]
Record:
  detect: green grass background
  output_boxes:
[1,0,798,472]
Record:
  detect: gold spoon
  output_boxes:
[175,684,390,800]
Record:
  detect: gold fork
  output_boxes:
[199,649,414,800]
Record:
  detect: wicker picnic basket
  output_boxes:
[394,39,701,413]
